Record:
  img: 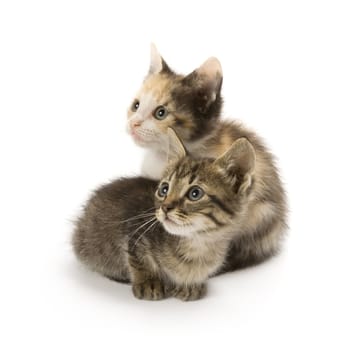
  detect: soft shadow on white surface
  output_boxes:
[64,260,132,302]
[65,249,288,306]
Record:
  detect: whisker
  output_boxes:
[131,219,159,250]
[127,216,157,243]
[121,207,155,219]
[176,213,188,220]
[119,213,155,225]
[118,208,156,224]
[101,215,157,269]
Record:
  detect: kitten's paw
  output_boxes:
[173,284,207,301]
[132,279,166,301]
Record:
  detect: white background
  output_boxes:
[1,1,349,349]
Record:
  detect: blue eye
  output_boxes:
[158,182,169,197]
[187,186,204,201]
[154,106,168,120]
[131,100,139,111]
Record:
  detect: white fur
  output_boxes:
[128,92,156,127]
[160,218,205,237]
[127,91,172,178]
[156,207,218,237]
[141,150,167,180]
[140,133,215,180]
[127,92,168,148]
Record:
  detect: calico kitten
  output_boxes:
[73,130,287,301]
[127,44,223,180]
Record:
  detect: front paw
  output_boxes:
[132,279,167,301]
[173,284,207,301]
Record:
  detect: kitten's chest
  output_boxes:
[162,237,229,285]
[141,150,167,180]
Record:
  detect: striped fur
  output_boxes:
[72,134,287,301]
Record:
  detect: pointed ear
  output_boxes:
[214,138,256,194]
[149,43,171,75]
[183,57,223,106]
[167,128,187,164]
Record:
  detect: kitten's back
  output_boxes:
[72,177,158,281]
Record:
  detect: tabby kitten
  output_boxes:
[73,130,286,301]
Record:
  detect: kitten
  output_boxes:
[72,130,287,301]
[127,44,223,180]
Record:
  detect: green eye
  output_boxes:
[158,182,169,197]
[187,186,204,201]
[154,106,168,120]
[131,100,139,112]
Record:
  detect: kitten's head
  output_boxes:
[127,44,223,149]
[155,129,256,237]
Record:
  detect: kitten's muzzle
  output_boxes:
[131,120,141,128]
[161,204,175,214]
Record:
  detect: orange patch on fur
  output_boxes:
[215,130,234,157]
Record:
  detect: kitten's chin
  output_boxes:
[160,219,195,237]
[132,137,150,148]
[129,132,149,147]
[130,131,160,148]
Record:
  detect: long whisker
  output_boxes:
[176,212,188,220]
[127,216,157,243]
[123,217,156,229]
[119,213,155,227]
[131,219,159,250]
[142,219,160,237]
[118,207,156,224]
[100,211,157,269]
[101,216,157,270]
[123,207,155,218]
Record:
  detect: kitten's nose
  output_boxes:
[131,120,141,128]
[161,204,175,213]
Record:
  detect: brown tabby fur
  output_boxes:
[73,132,287,301]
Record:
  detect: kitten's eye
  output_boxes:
[158,182,169,197]
[154,106,168,120]
[187,186,204,201]
[131,100,140,112]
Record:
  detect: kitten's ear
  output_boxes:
[149,43,172,75]
[214,138,256,194]
[166,128,187,164]
[184,57,223,106]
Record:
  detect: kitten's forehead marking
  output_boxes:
[168,163,202,198]
[143,74,174,96]
[129,92,157,124]
[135,81,171,120]
[188,173,197,184]
[140,74,176,108]
[138,92,157,118]
[166,173,188,199]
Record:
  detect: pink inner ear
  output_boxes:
[197,57,222,79]
[149,43,163,75]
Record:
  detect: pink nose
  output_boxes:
[131,120,141,128]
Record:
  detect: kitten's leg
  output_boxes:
[132,278,166,301]
[128,255,168,301]
[172,283,207,301]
